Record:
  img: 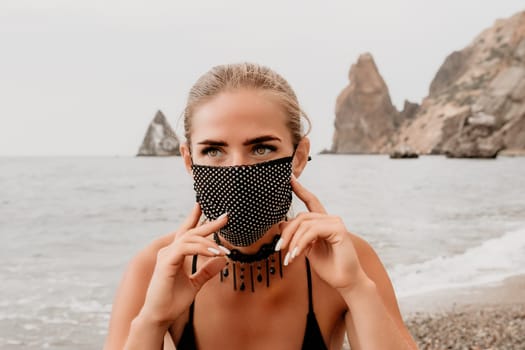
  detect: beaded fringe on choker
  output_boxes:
[213,233,283,292]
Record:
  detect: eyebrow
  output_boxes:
[197,135,281,146]
[197,139,227,146]
[243,135,281,145]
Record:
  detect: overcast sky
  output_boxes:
[1,1,524,156]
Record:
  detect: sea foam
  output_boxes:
[390,226,525,297]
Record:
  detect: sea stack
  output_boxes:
[331,53,401,153]
[137,110,181,156]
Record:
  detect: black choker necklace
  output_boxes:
[213,233,283,292]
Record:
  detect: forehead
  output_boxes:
[190,89,291,144]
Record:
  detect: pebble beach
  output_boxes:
[406,305,524,350]
[400,275,525,349]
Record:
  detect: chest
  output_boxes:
[194,300,308,350]
[184,264,346,350]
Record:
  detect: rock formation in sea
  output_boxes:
[389,144,419,159]
[331,53,402,153]
[331,10,525,158]
[137,110,181,156]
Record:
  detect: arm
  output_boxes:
[104,204,229,350]
[103,234,172,350]
[341,233,417,350]
[279,176,417,350]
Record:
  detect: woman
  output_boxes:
[104,63,417,350]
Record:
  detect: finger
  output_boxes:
[178,203,203,234]
[163,215,229,264]
[183,235,231,255]
[186,213,228,237]
[290,222,337,260]
[157,240,223,268]
[280,214,324,266]
[291,175,327,214]
[278,212,325,252]
[172,233,230,256]
[287,219,329,264]
[287,220,315,260]
[190,256,227,290]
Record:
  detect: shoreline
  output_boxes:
[398,275,525,349]
[399,274,525,315]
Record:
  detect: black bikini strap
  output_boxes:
[305,258,314,312]
[191,254,198,274]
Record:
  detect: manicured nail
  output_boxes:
[291,246,299,259]
[284,252,291,266]
[217,213,228,220]
[275,238,283,252]
[207,247,221,255]
[218,246,231,255]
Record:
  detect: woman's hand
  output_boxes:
[278,176,369,293]
[137,203,229,327]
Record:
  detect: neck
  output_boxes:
[215,223,282,254]
[213,226,285,292]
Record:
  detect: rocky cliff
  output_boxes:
[332,11,525,157]
[331,53,404,153]
[137,110,181,156]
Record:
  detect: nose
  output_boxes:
[230,152,251,166]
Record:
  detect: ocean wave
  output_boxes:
[0,298,111,321]
[390,226,525,297]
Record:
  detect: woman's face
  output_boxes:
[187,89,297,167]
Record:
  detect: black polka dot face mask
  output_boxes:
[192,156,293,247]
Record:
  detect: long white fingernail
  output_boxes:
[291,246,299,259]
[207,247,220,255]
[284,252,291,266]
[217,213,228,220]
[275,238,283,252]
[218,246,231,255]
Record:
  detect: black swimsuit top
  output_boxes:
[176,256,328,350]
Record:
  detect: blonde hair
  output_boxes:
[183,62,311,147]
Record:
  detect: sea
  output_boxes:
[1,155,524,349]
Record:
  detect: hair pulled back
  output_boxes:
[183,62,311,146]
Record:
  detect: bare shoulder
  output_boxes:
[348,232,391,281]
[347,232,399,307]
[120,232,177,290]
[347,232,416,345]
[131,233,176,273]
[103,232,175,350]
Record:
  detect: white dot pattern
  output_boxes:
[192,156,293,247]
